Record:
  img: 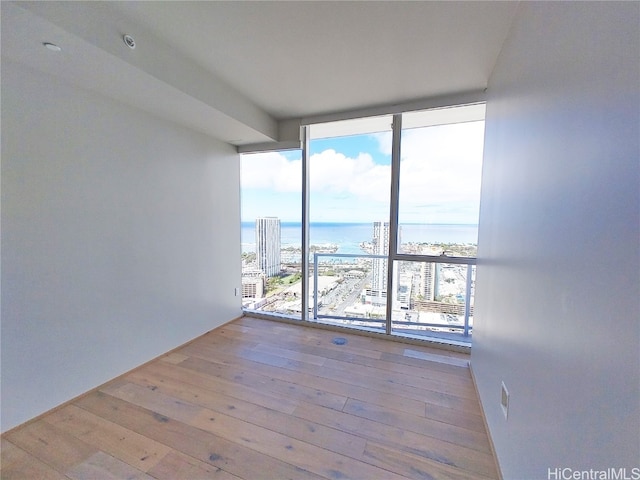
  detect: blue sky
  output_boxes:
[241,121,485,224]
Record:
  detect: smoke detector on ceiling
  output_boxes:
[123,34,135,49]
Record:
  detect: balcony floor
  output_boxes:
[2,316,497,479]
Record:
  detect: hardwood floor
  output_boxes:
[1,316,498,480]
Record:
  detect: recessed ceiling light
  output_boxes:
[43,42,61,52]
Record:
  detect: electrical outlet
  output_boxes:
[501,381,509,419]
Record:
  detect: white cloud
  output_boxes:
[398,122,484,207]
[241,151,302,192]
[372,131,393,156]
[241,149,390,202]
[241,120,485,223]
[310,149,390,203]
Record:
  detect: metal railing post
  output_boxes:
[301,126,310,321]
[313,253,319,320]
[463,264,472,336]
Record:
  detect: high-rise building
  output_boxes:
[421,262,437,301]
[241,268,265,298]
[396,274,413,310]
[255,217,281,277]
[371,221,389,304]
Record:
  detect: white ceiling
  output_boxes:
[110,1,519,119]
[1,1,520,146]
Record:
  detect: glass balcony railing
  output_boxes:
[311,253,388,333]
[390,259,474,343]
[312,253,474,343]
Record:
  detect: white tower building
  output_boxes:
[255,217,281,277]
[371,221,389,304]
[421,262,436,301]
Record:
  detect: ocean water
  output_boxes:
[241,222,478,254]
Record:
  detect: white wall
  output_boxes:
[1,61,242,432]
[472,3,639,478]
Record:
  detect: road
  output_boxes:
[318,275,369,317]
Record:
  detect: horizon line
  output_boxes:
[241,221,479,226]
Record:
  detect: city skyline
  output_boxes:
[241,217,474,339]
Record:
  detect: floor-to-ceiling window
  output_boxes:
[390,105,485,342]
[240,149,303,318]
[240,103,484,345]
[308,116,393,333]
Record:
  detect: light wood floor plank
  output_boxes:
[181,350,427,416]
[224,325,474,389]
[225,326,474,394]
[179,354,352,411]
[292,402,497,478]
[251,342,330,366]
[210,326,474,394]
[219,321,385,360]
[65,451,154,480]
[400,347,471,367]
[332,349,473,386]
[103,381,406,480]
[159,352,190,365]
[380,350,472,375]
[146,450,242,480]
[362,441,495,480]
[236,317,471,361]
[225,345,479,413]
[0,439,70,480]
[135,360,300,414]
[75,391,325,480]
[1,316,498,480]
[343,398,491,454]
[321,356,477,399]
[4,421,97,474]
[125,367,368,459]
[43,404,171,472]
